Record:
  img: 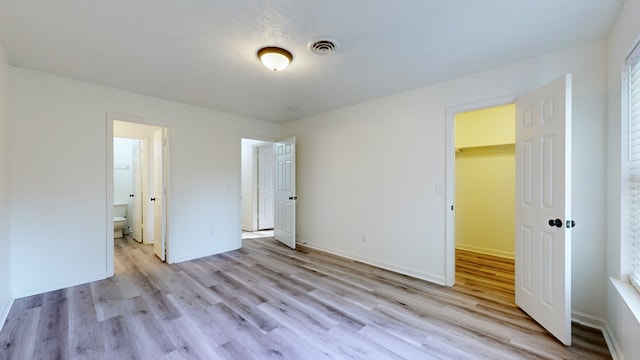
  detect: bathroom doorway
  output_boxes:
[107,115,171,276]
[113,137,144,241]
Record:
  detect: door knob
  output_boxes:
[288,196,298,200]
[567,220,576,228]
[548,219,562,227]
[150,197,156,202]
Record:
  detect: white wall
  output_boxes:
[8,68,280,297]
[282,40,607,319]
[606,0,640,358]
[0,43,13,329]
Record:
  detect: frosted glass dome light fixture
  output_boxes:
[257,47,293,71]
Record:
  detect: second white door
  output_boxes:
[515,74,572,345]
[274,137,296,249]
[258,144,275,230]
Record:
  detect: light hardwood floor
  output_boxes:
[0,238,611,359]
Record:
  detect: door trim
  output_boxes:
[106,113,173,277]
[444,96,517,286]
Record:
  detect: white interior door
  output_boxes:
[131,140,143,242]
[274,137,296,249]
[258,144,275,230]
[515,74,572,345]
[152,129,165,261]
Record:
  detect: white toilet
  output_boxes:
[114,204,128,238]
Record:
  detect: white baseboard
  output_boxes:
[12,273,105,299]
[571,311,623,360]
[572,310,605,329]
[603,321,625,360]
[297,240,446,285]
[455,244,514,259]
[241,225,253,232]
[0,296,14,333]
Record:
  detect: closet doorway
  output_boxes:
[452,104,516,302]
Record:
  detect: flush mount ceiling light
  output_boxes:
[257,47,293,71]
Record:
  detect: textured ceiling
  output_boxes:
[0,0,624,122]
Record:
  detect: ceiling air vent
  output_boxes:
[309,40,336,56]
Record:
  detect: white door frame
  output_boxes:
[444,95,517,286]
[106,113,173,277]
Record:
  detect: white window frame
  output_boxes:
[626,39,640,293]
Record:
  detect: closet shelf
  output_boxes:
[455,143,515,153]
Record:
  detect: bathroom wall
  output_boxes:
[0,43,12,329]
[113,137,136,205]
[113,137,139,235]
[8,67,281,297]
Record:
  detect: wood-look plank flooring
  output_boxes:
[455,249,516,306]
[0,238,611,359]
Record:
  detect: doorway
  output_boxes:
[453,104,516,302]
[241,138,275,236]
[454,105,516,257]
[445,97,516,286]
[107,115,171,276]
[240,136,298,249]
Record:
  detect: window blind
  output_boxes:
[628,41,640,293]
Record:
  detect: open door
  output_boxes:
[258,144,275,230]
[274,137,296,249]
[153,129,166,261]
[515,74,572,345]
